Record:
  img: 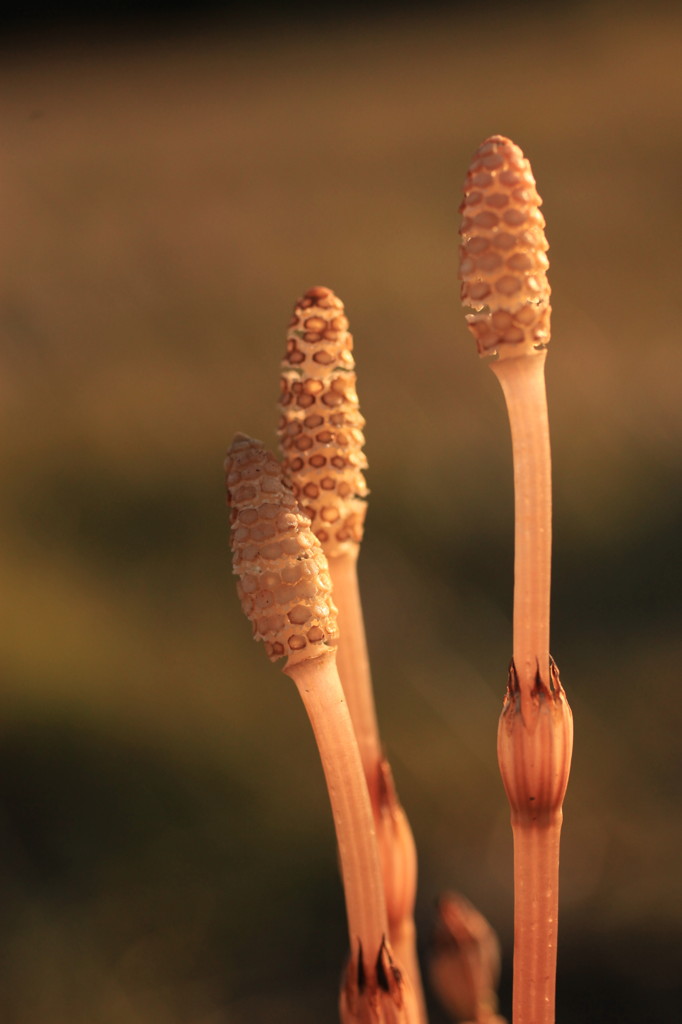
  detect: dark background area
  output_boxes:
[2,0,458,39]
[2,2,681,1022]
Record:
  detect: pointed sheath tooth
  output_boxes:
[459,135,551,359]
[339,937,411,1024]
[279,286,368,557]
[225,433,339,666]
[497,658,573,826]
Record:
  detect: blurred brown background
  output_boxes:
[2,2,681,1021]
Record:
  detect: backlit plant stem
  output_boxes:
[327,548,383,806]
[328,549,423,1024]
[332,548,424,1024]
[491,353,551,695]
[279,288,426,1022]
[278,286,378,794]
[459,136,573,1024]
[492,343,566,1024]
[286,651,386,964]
[225,434,412,1022]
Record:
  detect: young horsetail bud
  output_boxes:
[460,135,551,359]
[225,433,338,666]
[429,892,505,1024]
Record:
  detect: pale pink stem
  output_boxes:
[329,551,428,1024]
[511,818,562,1024]
[491,351,552,695]
[328,551,383,809]
[286,652,387,962]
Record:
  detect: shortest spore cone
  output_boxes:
[225,434,339,665]
[460,135,551,358]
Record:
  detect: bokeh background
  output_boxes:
[2,2,681,1021]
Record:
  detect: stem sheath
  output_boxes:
[497,659,573,1024]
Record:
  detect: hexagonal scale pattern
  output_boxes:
[225,434,339,664]
[459,135,551,358]
[279,287,368,557]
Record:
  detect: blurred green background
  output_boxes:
[2,3,681,1021]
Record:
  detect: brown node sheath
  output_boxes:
[497,659,573,830]
[497,660,573,1024]
[340,936,412,1024]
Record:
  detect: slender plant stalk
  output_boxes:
[279,287,427,1023]
[328,548,382,804]
[225,433,413,1022]
[511,819,562,1021]
[491,353,551,694]
[286,651,386,964]
[459,136,573,1024]
[331,549,425,1024]
[492,354,569,1024]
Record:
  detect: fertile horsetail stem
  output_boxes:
[278,286,375,770]
[225,434,413,1023]
[460,136,573,1024]
[279,288,426,1023]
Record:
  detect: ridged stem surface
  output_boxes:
[328,552,427,1024]
[287,652,388,964]
[511,818,562,1024]
[491,352,551,694]
[328,550,382,808]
